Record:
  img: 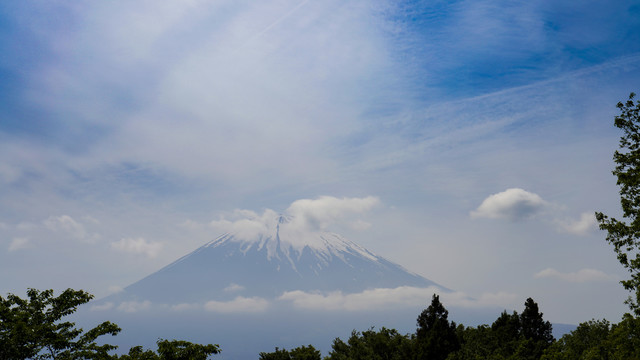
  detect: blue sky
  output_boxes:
[1,0,640,325]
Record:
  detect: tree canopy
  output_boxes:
[0,288,120,360]
[596,92,640,316]
[0,288,219,360]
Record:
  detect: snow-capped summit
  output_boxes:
[205,214,379,269]
[112,214,444,304]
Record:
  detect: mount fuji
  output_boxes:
[90,214,457,359]
[109,215,445,305]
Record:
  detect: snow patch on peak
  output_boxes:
[206,215,380,265]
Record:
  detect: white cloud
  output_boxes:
[556,212,598,235]
[43,215,99,242]
[210,209,279,242]
[117,300,152,313]
[107,285,124,295]
[16,222,37,231]
[278,286,518,311]
[111,237,163,258]
[44,215,87,239]
[534,268,613,283]
[8,237,31,251]
[209,196,379,241]
[223,283,245,293]
[471,188,548,221]
[285,196,380,232]
[204,296,269,313]
[90,302,114,311]
[171,303,202,311]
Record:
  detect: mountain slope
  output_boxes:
[111,215,444,304]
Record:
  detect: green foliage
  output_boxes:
[446,324,494,360]
[259,347,291,360]
[325,327,414,360]
[542,315,640,360]
[596,92,640,316]
[542,319,611,360]
[259,345,320,360]
[608,313,640,359]
[0,288,220,360]
[448,298,552,360]
[0,288,121,360]
[519,297,553,359]
[415,294,459,360]
[118,340,220,360]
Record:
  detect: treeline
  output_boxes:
[2,288,640,359]
[260,295,640,360]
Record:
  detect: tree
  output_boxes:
[491,310,522,357]
[447,298,552,360]
[0,288,220,360]
[445,324,493,360]
[596,92,640,316]
[259,347,291,360]
[541,319,611,360]
[325,327,414,360]
[415,294,459,360]
[520,298,553,344]
[0,288,120,360]
[119,340,220,360]
[259,345,320,360]
[607,313,640,359]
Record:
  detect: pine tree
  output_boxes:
[415,294,459,360]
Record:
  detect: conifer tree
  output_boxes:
[415,294,459,360]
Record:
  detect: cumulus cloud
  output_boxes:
[285,196,380,232]
[210,209,279,242]
[117,300,152,313]
[278,286,517,311]
[204,296,269,313]
[534,268,613,283]
[209,196,379,240]
[471,188,548,221]
[111,237,163,258]
[556,212,598,235]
